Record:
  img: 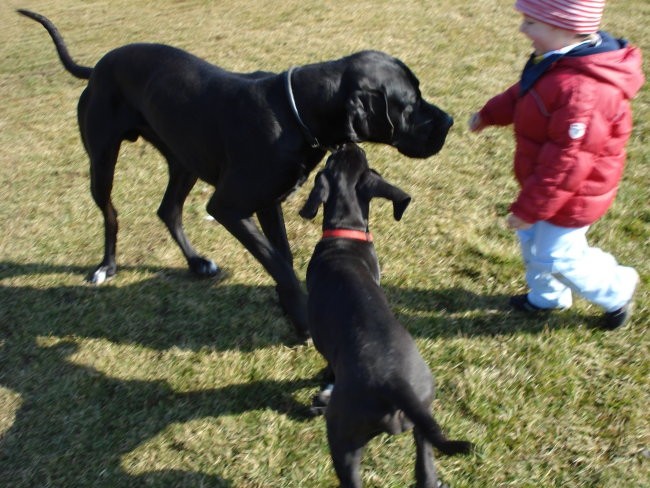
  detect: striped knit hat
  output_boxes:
[515,0,605,34]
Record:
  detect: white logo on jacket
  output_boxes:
[568,122,586,139]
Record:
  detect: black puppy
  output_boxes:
[18,10,454,338]
[300,144,473,488]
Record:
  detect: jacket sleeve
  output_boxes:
[478,83,520,127]
[509,80,604,224]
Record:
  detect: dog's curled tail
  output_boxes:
[17,9,92,80]
[390,379,474,456]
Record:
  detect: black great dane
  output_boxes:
[300,144,473,488]
[18,10,454,338]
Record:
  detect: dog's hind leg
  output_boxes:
[79,89,128,284]
[156,159,219,278]
[85,133,122,285]
[414,427,442,488]
[326,415,367,487]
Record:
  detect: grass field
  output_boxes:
[1,0,648,487]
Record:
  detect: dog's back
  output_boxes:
[306,237,450,440]
[306,237,425,391]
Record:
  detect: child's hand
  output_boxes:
[468,112,486,133]
[506,213,532,230]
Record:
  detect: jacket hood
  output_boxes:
[560,36,645,99]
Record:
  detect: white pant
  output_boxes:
[517,221,638,312]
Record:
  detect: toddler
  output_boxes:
[469,0,644,328]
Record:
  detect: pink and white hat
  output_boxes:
[515,0,605,34]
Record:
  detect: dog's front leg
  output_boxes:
[208,198,308,340]
[256,204,292,265]
[157,164,219,278]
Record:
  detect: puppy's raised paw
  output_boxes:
[309,383,333,416]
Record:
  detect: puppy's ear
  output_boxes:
[299,172,330,219]
[360,170,411,221]
[345,90,394,142]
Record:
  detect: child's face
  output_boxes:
[519,15,577,55]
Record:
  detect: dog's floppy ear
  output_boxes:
[345,90,394,142]
[360,170,411,221]
[299,172,330,219]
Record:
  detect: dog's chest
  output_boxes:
[278,151,325,202]
[278,164,309,201]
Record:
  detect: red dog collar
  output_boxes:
[322,229,373,242]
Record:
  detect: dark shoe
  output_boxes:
[602,278,638,329]
[603,299,634,329]
[509,294,544,313]
[510,294,569,313]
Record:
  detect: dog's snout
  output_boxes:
[445,114,454,128]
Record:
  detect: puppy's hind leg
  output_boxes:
[157,158,219,278]
[327,431,365,488]
[326,394,367,488]
[413,427,443,488]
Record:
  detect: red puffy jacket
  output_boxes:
[479,43,644,227]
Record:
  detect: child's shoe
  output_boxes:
[509,294,543,312]
[509,294,568,313]
[602,300,634,329]
[602,278,638,329]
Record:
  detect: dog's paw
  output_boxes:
[317,383,333,403]
[309,404,328,416]
[309,383,333,416]
[188,257,220,278]
[87,266,115,285]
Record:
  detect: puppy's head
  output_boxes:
[299,143,411,230]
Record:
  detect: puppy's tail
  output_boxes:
[390,379,474,456]
[17,9,92,80]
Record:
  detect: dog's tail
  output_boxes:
[17,9,92,80]
[389,379,473,456]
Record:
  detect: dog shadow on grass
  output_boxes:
[0,261,322,487]
[0,260,585,486]
[0,261,583,351]
[0,338,314,487]
[0,260,309,352]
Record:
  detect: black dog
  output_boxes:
[300,144,472,487]
[18,10,453,338]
